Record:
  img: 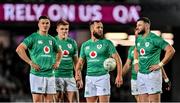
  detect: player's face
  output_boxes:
[92,22,103,39]
[38,19,50,33]
[56,25,69,39]
[136,21,146,35]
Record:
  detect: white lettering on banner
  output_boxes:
[128,6,141,22]
[113,5,128,24]
[2,3,140,23]
[113,5,140,23]
[48,4,76,22]
[25,4,35,21]
[79,5,102,22]
[3,4,15,21]
[16,4,25,21]
[3,4,45,21]
[32,4,45,20]
[61,5,75,22]
[48,4,61,21]
[92,5,102,20]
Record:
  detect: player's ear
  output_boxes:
[90,25,94,33]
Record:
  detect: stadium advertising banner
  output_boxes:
[0,3,141,24]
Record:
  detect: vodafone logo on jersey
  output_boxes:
[89,51,97,58]
[44,46,50,54]
[63,50,69,57]
[140,48,145,55]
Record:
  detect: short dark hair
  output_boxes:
[38,16,50,21]
[89,20,102,26]
[137,17,151,24]
[56,19,69,26]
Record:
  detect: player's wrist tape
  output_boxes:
[29,61,33,66]
[164,78,169,83]
[158,62,164,67]
[133,59,139,64]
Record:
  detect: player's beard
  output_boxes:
[138,29,145,35]
[93,32,103,39]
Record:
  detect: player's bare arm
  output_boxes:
[112,53,123,87]
[122,59,132,76]
[161,67,171,91]
[16,43,40,71]
[150,45,175,71]
[133,47,139,73]
[53,49,63,69]
[75,58,84,89]
[73,55,78,71]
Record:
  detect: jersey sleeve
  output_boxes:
[22,35,33,49]
[73,40,78,57]
[127,47,133,61]
[53,37,61,52]
[79,43,86,59]
[107,40,117,56]
[153,36,169,50]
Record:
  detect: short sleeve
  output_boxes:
[22,35,33,49]
[127,47,133,61]
[80,43,85,59]
[53,37,60,52]
[107,40,117,56]
[73,40,78,57]
[153,36,169,50]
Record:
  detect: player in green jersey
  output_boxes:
[123,46,171,102]
[16,16,62,102]
[75,20,123,102]
[134,17,175,102]
[54,20,79,102]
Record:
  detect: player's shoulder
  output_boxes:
[129,46,135,50]
[47,34,56,40]
[150,32,160,38]
[83,39,91,44]
[30,32,38,37]
[150,32,162,40]
[54,35,58,40]
[25,32,38,39]
[67,37,76,43]
[102,39,113,44]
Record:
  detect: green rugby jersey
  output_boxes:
[54,36,78,78]
[127,46,137,80]
[135,32,169,74]
[22,32,59,77]
[80,39,117,76]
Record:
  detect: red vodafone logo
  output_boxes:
[63,50,69,57]
[44,46,50,54]
[89,51,97,58]
[140,48,145,55]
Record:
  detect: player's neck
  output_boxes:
[38,31,48,36]
[91,36,99,42]
[58,35,67,40]
[142,30,150,38]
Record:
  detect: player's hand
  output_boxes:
[52,61,60,70]
[75,70,81,81]
[76,79,83,89]
[29,61,40,71]
[134,63,139,73]
[135,28,140,37]
[164,79,171,91]
[149,64,161,71]
[115,76,123,88]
